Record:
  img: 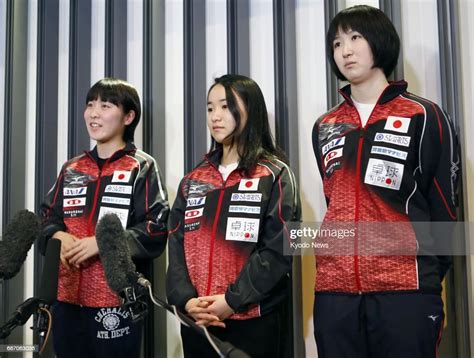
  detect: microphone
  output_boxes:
[0,238,61,340]
[96,214,250,358]
[96,214,148,321]
[0,210,41,280]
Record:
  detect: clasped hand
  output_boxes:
[185,294,234,328]
[52,231,99,269]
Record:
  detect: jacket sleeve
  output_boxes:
[166,177,198,309]
[420,105,460,280]
[126,157,169,260]
[39,166,67,255]
[225,165,301,312]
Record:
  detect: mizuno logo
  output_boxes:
[428,315,439,322]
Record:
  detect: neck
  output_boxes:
[350,70,389,104]
[97,139,126,159]
[221,145,239,166]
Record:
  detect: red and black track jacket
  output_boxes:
[312,81,459,294]
[166,151,301,319]
[40,142,169,307]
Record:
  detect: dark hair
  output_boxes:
[326,5,400,81]
[86,78,141,142]
[208,74,287,173]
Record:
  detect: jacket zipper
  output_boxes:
[204,159,238,296]
[354,131,364,293]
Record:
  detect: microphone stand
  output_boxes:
[0,297,39,339]
[130,280,250,358]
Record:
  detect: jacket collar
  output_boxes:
[339,80,408,106]
[86,141,136,164]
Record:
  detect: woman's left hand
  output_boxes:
[64,236,99,267]
[198,294,234,322]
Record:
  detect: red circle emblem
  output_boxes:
[245,181,253,188]
[118,173,125,180]
[393,120,402,129]
[244,233,250,239]
[385,178,392,185]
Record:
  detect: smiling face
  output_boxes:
[207,84,247,146]
[332,28,381,85]
[84,98,135,146]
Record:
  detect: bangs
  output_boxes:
[86,83,122,106]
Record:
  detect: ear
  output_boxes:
[124,111,135,126]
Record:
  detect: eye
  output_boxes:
[351,34,362,41]
[207,107,213,113]
[101,103,111,109]
[222,104,228,110]
[86,101,93,107]
[333,41,341,49]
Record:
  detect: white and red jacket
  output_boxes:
[312,81,459,294]
[40,142,169,307]
[166,151,301,319]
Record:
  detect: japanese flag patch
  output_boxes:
[238,178,260,191]
[364,158,404,190]
[112,171,132,183]
[384,116,411,133]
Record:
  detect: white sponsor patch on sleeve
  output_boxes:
[63,197,86,207]
[322,136,346,155]
[238,178,260,191]
[101,196,131,206]
[384,116,411,133]
[225,217,259,243]
[184,207,204,221]
[370,146,408,160]
[112,170,132,183]
[186,197,206,207]
[374,132,411,147]
[97,207,129,229]
[229,205,261,214]
[324,147,343,167]
[63,187,87,196]
[364,158,404,190]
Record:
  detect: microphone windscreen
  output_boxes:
[96,214,137,293]
[38,238,61,304]
[0,210,41,280]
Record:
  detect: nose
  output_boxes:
[210,108,222,122]
[88,106,99,118]
[342,42,352,58]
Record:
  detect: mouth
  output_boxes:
[344,61,356,68]
[90,122,102,128]
[212,126,225,131]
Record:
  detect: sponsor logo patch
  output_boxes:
[324,148,343,167]
[364,158,404,190]
[63,197,86,207]
[374,132,411,147]
[112,171,132,183]
[384,116,411,133]
[225,217,260,243]
[238,178,260,191]
[230,193,262,202]
[325,161,341,177]
[185,207,204,220]
[322,136,346,155]
[64,209,84,218]
[370,146,408,160]
[97,207,129,229]
[63,187,87,196]
[101,196,131,206]
[229,205,261,215]
[186,197,206,207]
[105,185,133,195]
[184,221,201,232]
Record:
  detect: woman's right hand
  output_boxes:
[52,231,78,270]
[185,298,226,328]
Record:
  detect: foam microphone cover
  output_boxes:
[96,214,137,293]
[38,238,61,305]
[0,210,41,280]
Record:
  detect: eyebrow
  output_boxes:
[207,98,227,105]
